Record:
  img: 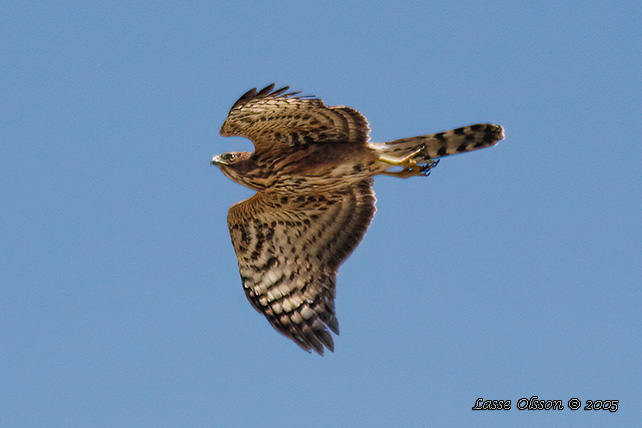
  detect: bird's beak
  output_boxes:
[210,155,224,166]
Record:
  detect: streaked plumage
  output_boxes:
[211,84,505,354]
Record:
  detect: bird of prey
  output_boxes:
[211,84,505,355]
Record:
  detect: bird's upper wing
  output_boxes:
[220,84,371,154]
[227,179,376,355]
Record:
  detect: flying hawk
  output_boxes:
[211,84,505,355]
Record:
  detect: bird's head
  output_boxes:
[210,151,251,167]
[210,151,257,187]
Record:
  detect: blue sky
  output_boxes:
[2,1,640,427]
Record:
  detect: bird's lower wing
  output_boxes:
[226,179,376,355]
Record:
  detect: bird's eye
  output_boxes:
[224,153,236,162]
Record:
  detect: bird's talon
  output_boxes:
[419,159,439,176]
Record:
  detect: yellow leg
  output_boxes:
[378,146,424,169]
[381,168,421,179]
[378,146,437,178]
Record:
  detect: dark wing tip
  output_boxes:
[293,334,334,356]
[288,308,338,356]
[228,84,314,112]
[256,83,276,97]
[229,87,258,111]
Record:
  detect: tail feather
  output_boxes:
[374,124,505,163]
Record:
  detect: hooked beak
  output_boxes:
[210,154,224,166]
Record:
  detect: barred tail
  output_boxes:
[374,124,505,163]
